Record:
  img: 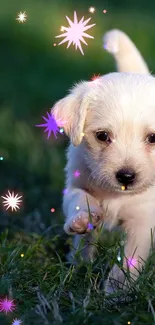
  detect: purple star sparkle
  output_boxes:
[12,319,22,325]
[127,257,137,268]
[62,188,68,195]
[0,297,16,314]
[87,222,94,231]
[35,112,62,139]
[73,170,80,178]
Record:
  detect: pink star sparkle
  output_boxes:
[35,112,64,139]
[56,11,96,55]
[91,74,101,84]
[0,297,16,314]
[127,257,137,268]
[73,170,80,177]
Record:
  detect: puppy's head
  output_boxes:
[52,72,155,193]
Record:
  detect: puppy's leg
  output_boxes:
[64,189,103,262]
[103,29,149,74]
[63,188,103,234]
[67,230,99,263]
[105,207,154,294]
[63,143,104,262]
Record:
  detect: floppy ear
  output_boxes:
[52,81,90,146]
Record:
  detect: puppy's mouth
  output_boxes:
[114,185,137,194]
[99,177,150,194]
[116,183,149,195]
[117,185,132,193]
[119,184,137,192]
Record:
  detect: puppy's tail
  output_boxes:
[103,29,149,74]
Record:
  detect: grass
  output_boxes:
[0,226,155,325]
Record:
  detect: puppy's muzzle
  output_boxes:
[116,168,136,186]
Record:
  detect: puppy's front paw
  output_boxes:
[64,211,102,235]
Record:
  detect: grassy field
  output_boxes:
[1,229,155,324]
[1,0,155,324]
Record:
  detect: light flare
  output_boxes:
[56,11,96,55]
[35,112,66,139]
[16,11,27,23]
[2,191,22,211]
[0,297,16,314]
[12,319,22,325]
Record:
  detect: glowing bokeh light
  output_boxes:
[73,170,80,178]
[87,223,94,230]
[127,257,137,268]
[89,7,95,13]
[63,188,68,195]
[60,26,65,32]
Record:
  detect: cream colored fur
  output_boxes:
[52,29,155,294]
[103,29,149,74]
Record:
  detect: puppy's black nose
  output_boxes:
[116,168,136,185]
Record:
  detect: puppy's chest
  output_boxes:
[99,191,153,227]
[89,187,126,223]
[99,193,135,227]
[89,186,153,226]
[100,196,123,226]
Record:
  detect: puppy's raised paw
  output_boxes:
[64,211,102,235]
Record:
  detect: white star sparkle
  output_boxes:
[12,319,22,325]
[56,11,96,55]
[2,191,22,211]
[16,11,27,23]
[89,7,96,13]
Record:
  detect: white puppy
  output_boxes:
[52,29,155,293]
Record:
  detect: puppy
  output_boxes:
[52,29,155,294]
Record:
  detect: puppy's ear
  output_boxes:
[52,81,90,146]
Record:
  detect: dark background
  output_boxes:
[0,0,155,235]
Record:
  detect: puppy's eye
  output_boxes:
[146,133,155,144]
[96,131,111,142]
